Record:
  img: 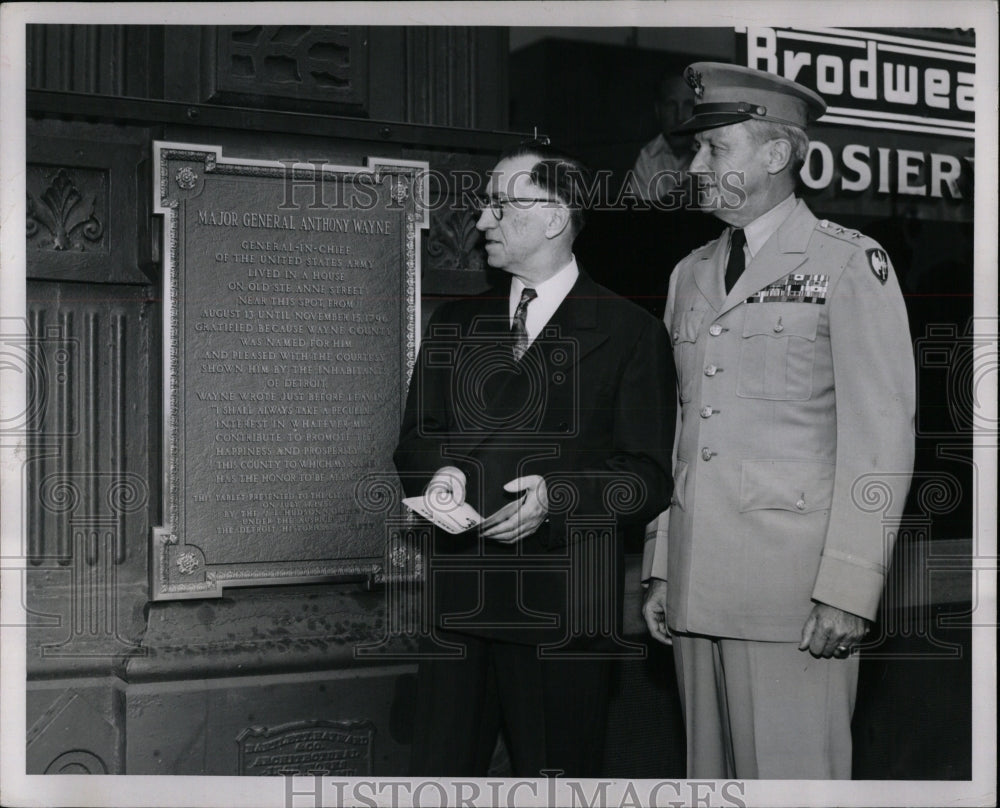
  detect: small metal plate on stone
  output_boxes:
[237,719,375,776]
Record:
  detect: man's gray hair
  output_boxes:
[744,119,809,172]
[498,141,591,238]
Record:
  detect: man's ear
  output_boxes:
[766,138,793,174]
[544,204,571,239]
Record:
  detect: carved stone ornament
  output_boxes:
[175,552,200,576]
[390,178,410,204]
[175,167,198,190]
[26,168,105,251]
[212,26,368,110]
[427,207,486,272]
[389,545,409,569]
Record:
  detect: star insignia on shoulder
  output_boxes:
[818,219,862,240]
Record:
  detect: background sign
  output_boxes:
[737,27,975,221]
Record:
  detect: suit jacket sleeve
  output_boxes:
[393,302,455,498]
[542,309,675,546]
[642,268,682,582]
[395,294,676,544]
[810,243,916,620]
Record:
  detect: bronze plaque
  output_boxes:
[237,719,375,776]
[151,143,425,599]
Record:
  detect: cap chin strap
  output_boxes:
[692,101,807,129]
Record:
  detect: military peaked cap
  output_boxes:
[673,62,827,134]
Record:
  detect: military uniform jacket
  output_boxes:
[645,199,915,641]
[395,271,675,647]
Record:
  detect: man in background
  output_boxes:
[642,63,915,779]
[630,70,695,202]
[396,142,675,776]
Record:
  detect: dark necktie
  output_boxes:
[725,228,746,294]
[511,287,538,361]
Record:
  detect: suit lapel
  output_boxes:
[459,272,608,455]
[719,200,816,316]
[529,272,609,363]
[465,283,516,408]
[462,289,509,338]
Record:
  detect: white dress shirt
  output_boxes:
[630,134,693,200]
[509,257,579,345]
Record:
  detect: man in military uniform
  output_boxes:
[642,63,915,779]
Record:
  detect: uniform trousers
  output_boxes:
[672,632,859,779]
[410,630,612,777]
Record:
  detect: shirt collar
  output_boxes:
[647,133,670,157]
[510,257,579,332]
[742,194,797,259]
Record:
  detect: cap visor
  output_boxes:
[671,112,753,135]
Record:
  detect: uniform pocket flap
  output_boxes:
[672,309,706,344]
[739,459,835,513]
[741,305,820,340]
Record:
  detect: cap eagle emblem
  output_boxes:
[685,67,705,99]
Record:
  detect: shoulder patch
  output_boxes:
[866,248,890,284]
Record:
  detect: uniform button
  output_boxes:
[700,405,714,419]
[709,324,723,336]
[704,364,718,376]
[672,330,680,342]
[701,447,714,462]
[795,498,807,510]
[773,322,784,333]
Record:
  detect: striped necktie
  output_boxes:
[511,287,538,361]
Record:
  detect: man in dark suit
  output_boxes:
[394,143,675,776]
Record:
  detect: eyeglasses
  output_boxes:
[472,195,560,221]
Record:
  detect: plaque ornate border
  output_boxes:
[150,142,426,600]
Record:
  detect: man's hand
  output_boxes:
[480,475,548,544]
[642,578,672,645]
[425,466,467,508]
[798,602,870,659]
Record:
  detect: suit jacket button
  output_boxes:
[700,405,713,418]
[701,447,714,461]
[704,364,718,376]
[709,324,723,336]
